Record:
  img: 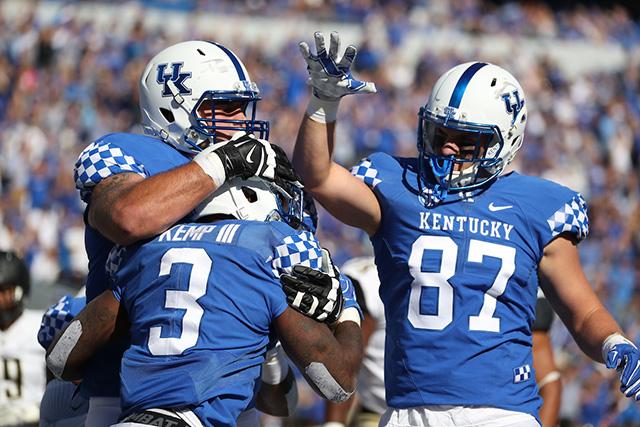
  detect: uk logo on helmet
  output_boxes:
[156,62,192,97]
[501,90,525,124]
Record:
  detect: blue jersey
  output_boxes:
[73,133,190,397]
[108,220,323,426]
[351,152,588,419]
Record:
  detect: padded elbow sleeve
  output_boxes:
[46,320,83,380]
[305,362,353,402]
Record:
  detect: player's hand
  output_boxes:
[299,31,377,101]
[270,143,303,188]
[195,133,277,184]
[606,341,640,400]
[281,249,344,323]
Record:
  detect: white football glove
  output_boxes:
[299,31,377,102]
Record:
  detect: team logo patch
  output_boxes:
[513,364,531,383]
[156,62,192,97]
[501,90,524,125]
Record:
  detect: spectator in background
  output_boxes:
[0,250,45,426]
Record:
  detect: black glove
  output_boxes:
[270,143,303,187]
[213,134,277,181]
[280,250,344,323]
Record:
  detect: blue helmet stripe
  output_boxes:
[448,62,487,108]
[210,42,246,81]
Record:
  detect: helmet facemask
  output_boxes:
[192,90,269,151]
[418,106,505,202]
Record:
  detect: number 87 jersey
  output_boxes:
[351,152,588,420]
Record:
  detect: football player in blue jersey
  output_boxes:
[72,40,301,425]
[289,31,640,426]
[46,175,363,427]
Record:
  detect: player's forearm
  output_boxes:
[294,114,336,189]
[327,321,364,393]
[90,162,215,245]
[46,292,120,381]
[568,306,622,363]
[324,391,355,424]
[256,368,297,417]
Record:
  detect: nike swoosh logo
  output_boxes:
[488,202,513,212]
[245,146,257,164]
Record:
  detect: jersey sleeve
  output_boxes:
[73,136,148,203]
[534,191,589,248]
[544,192,589,243]
[515,175,589,251]
[270,229,323,277]
[350,156,383,190]
[37,295,86,350]
[105,246,127,302]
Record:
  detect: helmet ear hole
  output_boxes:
[159,108,175,123]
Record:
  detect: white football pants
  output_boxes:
[380,405,540,427]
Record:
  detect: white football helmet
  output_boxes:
[195,177,304,228]
[139,40,269,154]
[418,62,527,199]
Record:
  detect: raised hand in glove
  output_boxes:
[299,31,377,102]
[194,133,277,187]
[281,249,343,323]
[604,333,640,400]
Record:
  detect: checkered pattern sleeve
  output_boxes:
[546,193,589,243]
[106,245,127,301]
[74,139,148,203]
[37,295,86,350]
[270,230,323,278]
[350,157,382,189]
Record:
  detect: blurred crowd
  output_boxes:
[1,0,640,426]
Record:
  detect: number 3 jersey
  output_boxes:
[107,220,324,426]
[351,152,588,419]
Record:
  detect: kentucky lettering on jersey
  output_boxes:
[351,152,588,422]
[107,220,322,425]
[418,212,514,240]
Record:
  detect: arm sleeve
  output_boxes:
[73,138,147,203]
